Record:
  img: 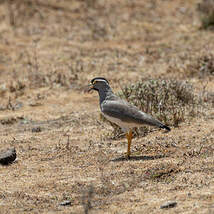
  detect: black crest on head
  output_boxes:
[91,77,109,84]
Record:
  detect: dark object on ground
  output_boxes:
[0,148,16,165]
[32,126,42,132]
[160,201,177,209]
[59,200,72,206]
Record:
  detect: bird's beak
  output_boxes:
[88,83,94,92]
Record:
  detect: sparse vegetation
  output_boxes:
[184,53,214,78]
[81,185,94,214]
[120,79,199,126]
[144,162,180,183]
[0,0,214,213]
[104,79,202,138]
[198,0,214,29]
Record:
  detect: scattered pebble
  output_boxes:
[0,148,16,165]
[160,201,177,209]
[29,102,42,107]
[59,200,72,206]
[14,102,23,110]
[32,127,42,133]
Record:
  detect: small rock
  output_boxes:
[160,201,177,209]
[0,148,16,165]
[0,117,17,125]
[29,102,42,107]
[32,127,42,132]
[59,200,72,206]
[14,102,23,110]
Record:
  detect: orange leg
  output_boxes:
[126,130,132,158]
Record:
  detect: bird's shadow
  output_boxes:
[111,154,165,162]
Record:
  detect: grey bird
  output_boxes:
[89,77,170,158]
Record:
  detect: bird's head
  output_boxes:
[88,77,110,92]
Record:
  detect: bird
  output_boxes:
[88,77,171,158]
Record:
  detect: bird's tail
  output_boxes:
[160,124,171,131]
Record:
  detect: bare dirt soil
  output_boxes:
[0,1,214,213]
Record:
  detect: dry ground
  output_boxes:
[0,0,214,213]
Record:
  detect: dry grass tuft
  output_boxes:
[167,52,214,79]
[81,185,94,214]
[197,0,214,29]
[104,79,201,138]
[144,162,180,183]
[6,0,44,28]
[185,53,214,78]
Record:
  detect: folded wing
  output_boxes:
[101,100,170,131]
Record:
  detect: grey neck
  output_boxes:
[98,86,114,104]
